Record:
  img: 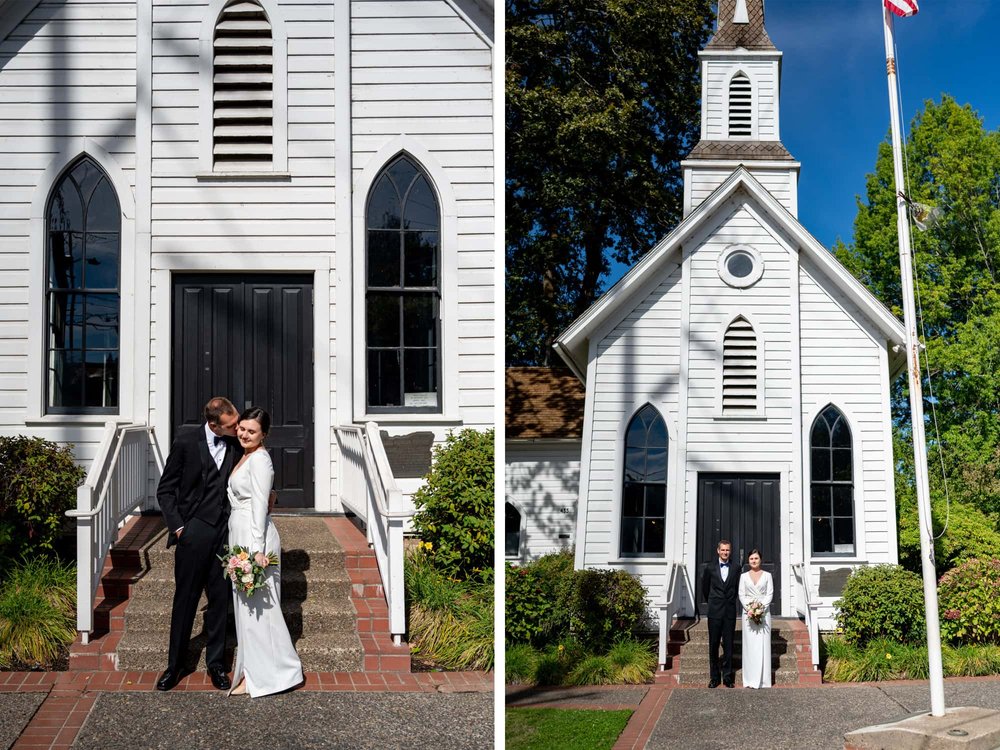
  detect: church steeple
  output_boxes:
[681,0,800,217]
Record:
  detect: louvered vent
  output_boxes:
[722,317,757,412]
[728,73,752,137]
[213,1,273,170]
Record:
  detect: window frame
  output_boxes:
[619,403,669,559]
[44,157,122,416]
[504,501,524,560]
[364,155,442,414]
[726,69,755,140]
[717,312,765,420]
[809,404,856,557]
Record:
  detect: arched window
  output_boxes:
[213,0,273,170]
[505,502,522,558]
[621,404,667,557]
[810,405,854,555]
[46,158,120,412]
[366,155,440,411]
[722,316,757,413]
[728,72,752,137]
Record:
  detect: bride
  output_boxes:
[738,549,773,689]
[226,406,303,697]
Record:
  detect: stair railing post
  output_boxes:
[75,483,95,642]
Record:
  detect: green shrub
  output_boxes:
[823,637,1000,682]
[566,655,615,686]
[404,548,493,671]
[0,556,76,668]
[938,558,1000,645]
[0,437,85,560]
[834,565,926,647]
[943,645,1000,676]
[411,429,494,581]
[505,550,574,646]
[569,568,649,653]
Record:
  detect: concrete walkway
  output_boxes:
[2,670,492,750]
[507,677,1000,750]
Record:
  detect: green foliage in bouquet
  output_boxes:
[0,436,84,561]
[938,558,1000,645]
[834,564,926,647]
[411,429,494,581]
[0,555,76,668]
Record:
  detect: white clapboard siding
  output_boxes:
[506,443,581,562]
[703,59,778,141]
[581,264,684,569]
[689,167,794,215]
[799,260,895,567]
[0,0,136,467]
[351,0,493,432]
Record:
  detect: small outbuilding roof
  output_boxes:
[506,367,585,440]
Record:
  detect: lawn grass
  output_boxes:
[506,708,633,750]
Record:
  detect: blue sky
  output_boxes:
[605,0,999,286]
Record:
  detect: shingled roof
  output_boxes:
[686,140,795,161]
[506,367,585,440]
[705,0,776,52]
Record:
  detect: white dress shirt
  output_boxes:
[205,422,225,469]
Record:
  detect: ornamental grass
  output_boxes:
[0,556,76,669]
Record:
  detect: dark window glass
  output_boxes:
[365,156,440,411]
[810,405,854,555]
[45,158,120,412]
[620,404,668,557]
[505,503,521,557]
[726,251,754,278]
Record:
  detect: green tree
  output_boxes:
[837,96,1000,569]
[506,0,714,364]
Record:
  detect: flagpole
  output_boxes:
[882,4,945,718]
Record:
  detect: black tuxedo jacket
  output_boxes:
[701,560,740,620]
[156,426,242,547]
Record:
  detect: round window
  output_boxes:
[718,245,763,288]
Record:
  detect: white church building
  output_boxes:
[0,0,495,511]
[538,0,907,636]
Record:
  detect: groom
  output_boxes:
[701,539,739,688]
[155,397,241,691]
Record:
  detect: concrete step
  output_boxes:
[676,651,800,676]
[116,628,364,673]
[675,666,803,686]
[123,592,358,637]
[129,567,353,601]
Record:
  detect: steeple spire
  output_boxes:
[706,0,776,51]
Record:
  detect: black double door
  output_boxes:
[171,274,314,508]
[696,473,780,614]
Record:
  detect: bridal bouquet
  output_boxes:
[219,545,279,597]
[746,599,766,625]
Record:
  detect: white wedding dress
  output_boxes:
[227,449,303,697]
[738,570,773,689]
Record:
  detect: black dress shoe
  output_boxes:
[724,680,735,688]
[156,668,181,691]
[708,680,720,688]
[208,665,231,690]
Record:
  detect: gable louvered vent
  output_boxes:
[728,73,752,137]
[213,1,273,170]
[722,316,757,412]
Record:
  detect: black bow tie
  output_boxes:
[720,563,729,567]
[214,435,225,447]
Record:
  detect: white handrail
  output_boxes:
[657,560,691,669]
[68,423,165,642]
[334,422,413,644]
[792,561,821,668]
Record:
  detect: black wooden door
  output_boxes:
[171,274,314,508]
[696,473,780,614]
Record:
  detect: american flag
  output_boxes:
[885,0,919,17]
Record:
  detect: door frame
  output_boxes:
[151,254,333,511]
[683,463,791,617]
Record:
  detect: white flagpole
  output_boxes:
[882,4,946,717]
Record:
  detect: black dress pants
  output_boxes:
[708,615,735,683]
[167,516,229,672]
